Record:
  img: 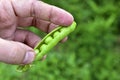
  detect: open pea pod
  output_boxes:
[17,21,76,72]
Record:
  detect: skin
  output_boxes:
[0,0,74,65]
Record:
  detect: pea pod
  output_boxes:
[17,21,76,72]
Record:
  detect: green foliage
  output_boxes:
[0,0,120,80]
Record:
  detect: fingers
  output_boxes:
[17,18,68,42]
[17,17,58,33]
[33,19,58,33]
[11,0,74,26]
[0,38,35,64]
[14,29,41,48]
[17,17,33,27]
[32,1,74,26]
[32,19,68,42]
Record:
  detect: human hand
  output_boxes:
[0,0,73,65]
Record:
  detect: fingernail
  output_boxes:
[22,51,35,64]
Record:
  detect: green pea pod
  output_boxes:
[16,21,76,72]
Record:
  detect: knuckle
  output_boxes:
[0,1,15,28]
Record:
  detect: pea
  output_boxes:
[53,31,60,37]
[60,28,65,32]
[35,49,39,54]
[45,36,53,43]
[17,21,76,72]
[40,44,47,51]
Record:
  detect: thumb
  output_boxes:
[0,38,35,65]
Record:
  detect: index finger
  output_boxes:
[11,0,74,26]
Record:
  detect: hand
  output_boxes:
[0,0,73,65]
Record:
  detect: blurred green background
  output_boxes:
[0,0,120,80]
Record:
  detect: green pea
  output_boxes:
[53,31,60,37]
[16,21,76,72]
[45,36,53,43]
[40,44,47,51]
[35,49,39,54]
[60,28,65,32]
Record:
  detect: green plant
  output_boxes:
[17,21,76,72]
[0,0,120,80]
